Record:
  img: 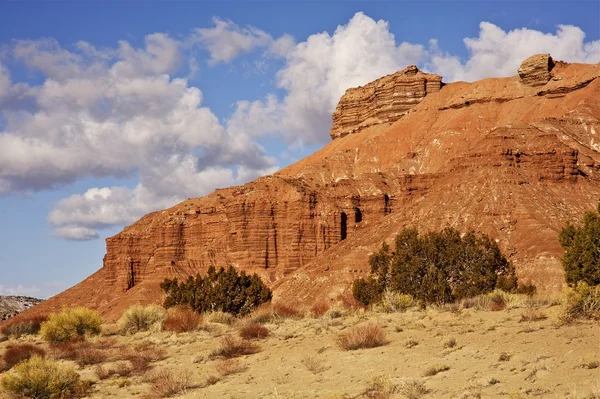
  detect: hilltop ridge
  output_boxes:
[17,54,600,321]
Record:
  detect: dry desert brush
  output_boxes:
[163,306,202,333]
[1,344,46,372]
[239,321,270,339]
[337,324,387,351]
[0,314,47,339]
[210,336,260,359]
[40,307,102,343]
[146,369,192,398]
[117,305,166,334]
[0,355,90,399]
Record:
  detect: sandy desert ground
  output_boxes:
[1,298,599,399]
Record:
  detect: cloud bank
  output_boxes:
[0,13,598,240]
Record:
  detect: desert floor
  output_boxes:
[1,301,599,399]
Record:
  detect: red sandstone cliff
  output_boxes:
[26,55,600,321]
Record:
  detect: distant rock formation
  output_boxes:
[0,296,43,321]
[330,65,442,139]
[16,55,600,322]
[518,54,555,87]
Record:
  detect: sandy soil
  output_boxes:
[1,303,599,399]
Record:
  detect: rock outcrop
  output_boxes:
[13,55,600,322]
[518,54,555,86]
[0,296,43,321]
[330,66,442,139]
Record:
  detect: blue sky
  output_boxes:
[0,1,598,298]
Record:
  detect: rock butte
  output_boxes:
[17,55,600,321]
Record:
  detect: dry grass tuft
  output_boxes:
[239,322,270,339]
[210,336,261,359]
[1,343,46,371]
[121,341,168,375]
[363,375,398,399]
[214,359,247,376]
[423,363,450,376]
[580,360,599,369]
[146,369,192,398]
[498,352,511,362]
[337,324,387,351]
[519,309,547,323]
[374,291,415,313]
[301,356,327,374]
[248,304,276,324]
[560,282,600,323]
[405,339,419,348]
[398,379,429,399]
[205,311,236,325]
[163,307,203,333]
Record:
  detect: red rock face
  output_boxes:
[23,56,600,321]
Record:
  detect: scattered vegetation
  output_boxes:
[1,344,46,372]
[519,309,547,323]
[0,314,47,339]
[239,321,270,339]
[161,265,272,316]
[423,363,450,377]
[205,311,236,325]
[405,339,419,348]
[163,306,202,333]
[0,356,89,398]
[337,324,387,350]
[560,202,600,287]
[310,301,331,317]
[117,305,166,334]
[353,227,518,306]
[210,336,260,359]
[40,307,102,343]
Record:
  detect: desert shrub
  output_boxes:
[519,309,547,323]
[373,291,415,313]
[1,344,46,371]
[0,355,89,398]
[147,369,192,398]
[272,303,303,319]
[0,314,47,339]
[248,304,276,324]
[560,203,600,287]
[117,305,166,334]
[398,379,429,399]
[239,322,269,339]
[74,347,107,367]
[301,356,326,374]
[363,375,398,399]
[560,281,600,322]
[40,307,102,343]
[214,359,246,376]
[163,306,202,333]
[161,265,272,316]
[121,342,167,375]
[423,363,449,376]
[210,336,260,359]
[337,324,387,351]
[353,227,516,306]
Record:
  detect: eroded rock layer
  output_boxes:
[19,56,600,321]
[330,65,442,139]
